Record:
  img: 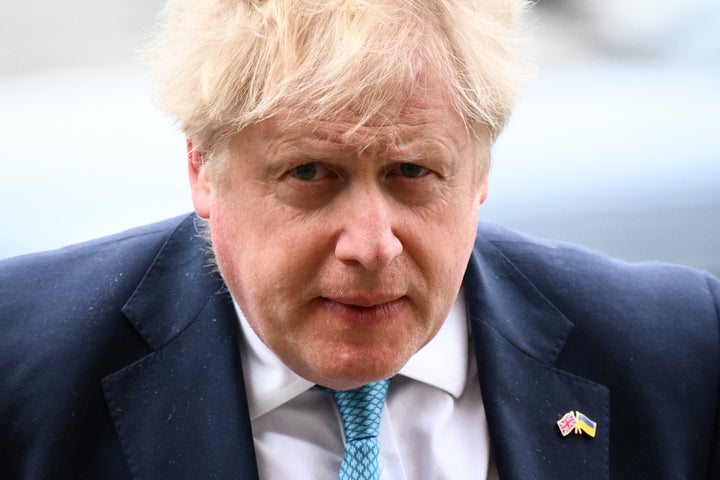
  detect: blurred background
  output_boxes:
[0,0,718,275]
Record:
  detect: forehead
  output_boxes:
[267,78,470,153]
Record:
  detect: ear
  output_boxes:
[478,175,489,205]
[187,139,212,219]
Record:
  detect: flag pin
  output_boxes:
[557,411,597,438]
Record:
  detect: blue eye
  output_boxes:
[292,163,321,181]
[399,163,426,178]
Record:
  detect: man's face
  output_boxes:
[190,80,488,390]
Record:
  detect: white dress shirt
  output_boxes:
[235,290,498,479]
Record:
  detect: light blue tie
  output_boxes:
[326,379,390,480]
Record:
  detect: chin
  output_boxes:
[308,346,409,390]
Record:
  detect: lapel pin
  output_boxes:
[557,410,597,438]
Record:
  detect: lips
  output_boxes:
[317,296,408,325]
[324,294,405,307]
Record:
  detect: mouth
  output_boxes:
[317,296,408,325]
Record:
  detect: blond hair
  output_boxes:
[147,0,530,178]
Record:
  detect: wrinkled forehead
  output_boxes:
[267,69,470,149]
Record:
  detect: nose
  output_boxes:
[334,187,403,270]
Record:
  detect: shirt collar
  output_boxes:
[234,290,469,420]
[398,289,468,399]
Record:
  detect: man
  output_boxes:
[1,0,718,479]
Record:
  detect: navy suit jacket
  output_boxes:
[1,213,718,479]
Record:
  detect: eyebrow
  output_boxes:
[282,133,460,163]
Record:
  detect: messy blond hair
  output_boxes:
[147,0,530,179]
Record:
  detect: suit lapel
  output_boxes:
[466,237,610,480]
[101,215,259,480]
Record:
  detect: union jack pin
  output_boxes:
[557,410,597,437]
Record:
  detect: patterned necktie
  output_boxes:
[325,379,390,480]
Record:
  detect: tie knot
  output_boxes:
[329,379,390,442]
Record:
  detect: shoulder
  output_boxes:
[0,213,200,371]
[473,226,720,478]
[473,220,719,360]
[475,220,719,306]
[474,220,720,380]
[0,214,194,301]
[0,214,203,473]
[0,213,192,272]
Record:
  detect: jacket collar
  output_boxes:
[101,214,259,480]
[466,228,610,480]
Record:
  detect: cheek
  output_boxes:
[427,193,479,291]
[208,199,267,299]
[422,190,479,256]
[210,212,283,345]
[208,199,327,312]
